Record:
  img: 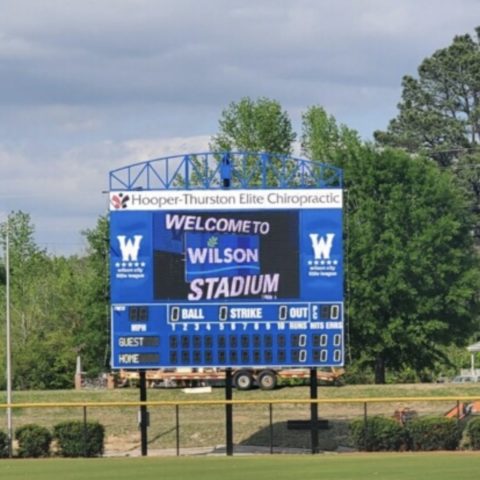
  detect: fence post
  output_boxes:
[269,403,273,454]
[175,404,180,456]
[83,406,88,457]
[363,402,368,451]
[139,370,148,456]
[225,368,234,456]
[310,368,319,454]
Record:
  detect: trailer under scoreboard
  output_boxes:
[110,188,344,369]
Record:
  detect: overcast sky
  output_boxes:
[1,0,479,255]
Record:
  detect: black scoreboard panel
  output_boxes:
[111,302,344,368]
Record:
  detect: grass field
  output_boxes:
[1,383,480,454]
[1,453,480,480]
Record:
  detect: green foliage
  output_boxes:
[341,362,375,385]
[14,330,77,389]
[0,212,63,389]
[77,216,110,376]
[15,424,52,458]
[374,27,480,243]
[407,417,461,450]
[301,105,362,167]
[0,431,8,458]
[465,417,480,449]
[210,97,296,154]
[350,416,407,451]
[386,366,422,384]
[209,97,299,189]
[53,421,104,457]
[303,106,480,383]
[0,212,110,389]
[351,416,463,452]
[375,27,480,166]
[453,153,480,240]
[344,148,480,382]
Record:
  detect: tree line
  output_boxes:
[1,27,480,387]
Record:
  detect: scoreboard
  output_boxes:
[110,189,343,369]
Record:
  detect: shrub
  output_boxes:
[407,417,461,451]
[15,424,52,458]
[0,431,9,458]
[342,363,374,384]
[350,416,407,451]
[465,417,480,450]
[53,421,104,457]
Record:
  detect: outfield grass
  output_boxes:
[0,453,480,480]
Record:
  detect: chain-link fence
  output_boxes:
[2,395,479,457]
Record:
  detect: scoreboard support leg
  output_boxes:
[310,367,319,454]
[139,370,148,456]
[225,368,234,456]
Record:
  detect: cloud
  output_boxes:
[2,135,211,214]
[0,135,211,254]
[1,2,478,127]
[2,1,478,109]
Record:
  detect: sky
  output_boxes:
[1,0,479,255]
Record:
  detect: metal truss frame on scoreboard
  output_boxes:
[109,151,343,191]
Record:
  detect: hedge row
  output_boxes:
[351,416,480,451]
[0,431,8,458]
[0,421,104,458]
[465,418,480,449]
[54,421,105,457]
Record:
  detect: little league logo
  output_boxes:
[117,235,143,262]
[309,233,335,260]
[114,234,146,280]
[307,232,338,278]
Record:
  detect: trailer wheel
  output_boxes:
[258,370,277,390]
[233,370,254,390]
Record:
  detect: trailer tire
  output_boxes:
[233,370,254,390]
[258,370,277,390]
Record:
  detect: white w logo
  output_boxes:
[309,233,335,260]
[117,235,143,261]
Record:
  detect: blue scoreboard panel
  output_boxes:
[110,189,343,369]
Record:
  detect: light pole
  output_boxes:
[5,219,13,457]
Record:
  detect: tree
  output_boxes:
[374,27,480,167]
[0,212,90,388]
[347,148,480,383]
[209,97,297,188]
[0,212,66,388]
[210,97,296,154]
[303,112,480,383]
[76,216,110,376]
[301,105,362,167]
[453,152,480,239]
[0,212,47,356]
